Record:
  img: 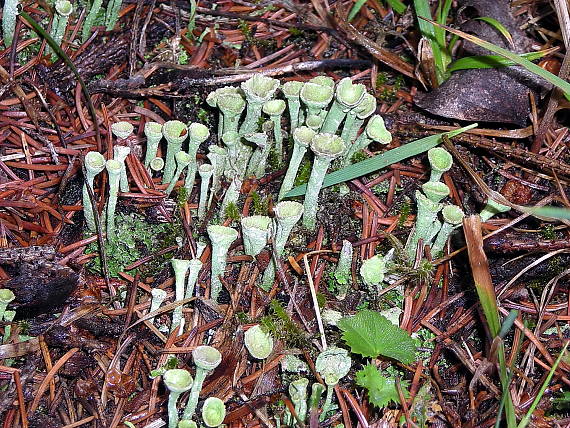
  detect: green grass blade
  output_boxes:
[413,0,445,83]
[422,17,570,96]
[348,0,368,21]
[475,17,513,46]
[285,124,478,197]
[385,0,407,15]
[517,341,569,428]
[498,310,519,339]
[349,0,406,20]
[447,49,553,72]
[527,206,570,220]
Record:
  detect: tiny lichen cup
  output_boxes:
[241,215,271,257]
[244,324,274,359]
[163,369,193,428]
[207,225,238,302]
[201,397,226,427]
[181,345,222,421]
[162,120,189,184]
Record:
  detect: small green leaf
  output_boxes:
[338,310,416,364]
[356,363,409,408]
[475,17,513,46]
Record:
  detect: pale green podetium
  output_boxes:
[217,90,246,135]
[181,345,222,421]
[171,259,192,335]
[334,240,353,300]
[321,77,366,134]
[185,258,203,299]
[148,288,167,324]
[201,397,226,427]
[405,190,442,260]
[244,324,274,359]
[165,151,192,197]
[184,123,210,192]
[344,114,391,163]
[178,421,197,428]
[83,151,106,232]
[113,145,131,193]
[305,114,323,132]
[207,225,238,302]
[162,121,189,184]
[150,157,164,172]
[432,205,465,256]
[288,378,309,424]
[341,92,377,144]
[222,130,249,178]
[261,201,304,289]
[421,181,450,203]
[49,0,73,56]
[300,81,334,122]
[207,146,227,204]
[360,254,387,292]
[239,75,280,135]
[0,289,15,321]
[207,86,242,137]
[197,163,214,220]
[105,159,122,240]
[282,80,304,131]
[278,126,316,201]
[315,347,351,421]
[303,133,346,230]
[244,132,270,178]
[143,122,163,168]
[480,198,511,222]
[262,99,286,163]
[111,121,134,192]
[240,215,271,257]
[81,0,103,42]
[2,0,19,47]
[163,369,193,428]
[427,147,453,182]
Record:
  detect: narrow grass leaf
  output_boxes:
[285,124,477,197]
[413,0,444,82]
[475,17,513,46]
[385,0,407,15]
[517,341,569,428]
[448,49,556,72]
[422,17,570,96]
[528,206,570,220]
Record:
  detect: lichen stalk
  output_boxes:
[165,151,192,196]
[207,225,238,301]
[105,159,122,240]
[83,151,105,232]
[303,134,346,230]
[171,259,191,335]
[143,122,163,168]
[278,126,315,201]
[162,121,189,184]
[197,164,214,219]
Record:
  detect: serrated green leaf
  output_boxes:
[337,310,416,364]
[356,363,409,408]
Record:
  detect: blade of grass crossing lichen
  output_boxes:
[285,124,478,197]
